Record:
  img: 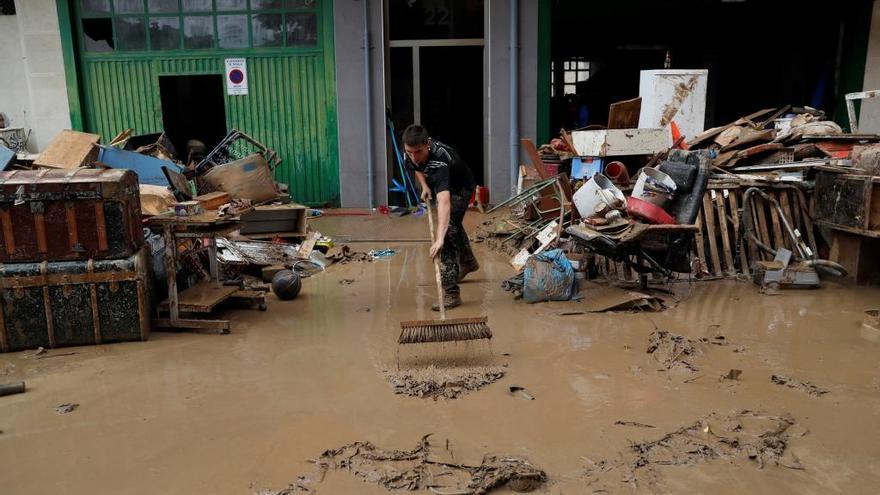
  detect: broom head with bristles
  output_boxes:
[398,316,492,345]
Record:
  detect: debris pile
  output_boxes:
[263,435,546,495]
[585,410,806,493]
[645,330,703,372]
[384,365,505,400]
[770,374,830,397]
[480,89,878,302]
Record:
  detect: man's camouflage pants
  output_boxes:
[439,187,478,296]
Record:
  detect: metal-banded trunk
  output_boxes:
[0,248,152,352]
[0,169,143,263]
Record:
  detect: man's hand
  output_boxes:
[421,187,432,202]
[429,239,444,259]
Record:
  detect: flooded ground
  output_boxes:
[1,212,879,494]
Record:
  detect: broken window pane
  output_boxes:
[285,0,316,7]
[564,84,575,95]
[148,0,178,13]
[184,16,214,49]
[82,18,114,52]
[217,0,246,10]
[252,13,282,47]
[182,0,211,11]
[116,16,147,50]
[81,0,110,14]
[285,13,317,47]
[578,72,589,82]
[252,0,281,8]
[150,16,181,50]
[114,0,144,13]
[218,15,248,48]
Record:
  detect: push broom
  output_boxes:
[398,203,492,363]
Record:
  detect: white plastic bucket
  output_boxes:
[632,168,677,207]
[573,173,627,218]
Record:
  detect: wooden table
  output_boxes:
[148,211,266,333]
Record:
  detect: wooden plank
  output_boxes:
[608,97,642,129]
[702,195,722,277]
[195,191,231,211]
[153,318,230,333]
[816,220,880,238]
[829,231,880,284]
[768,192,787,250]
[245,231,308,240]
[694,210,708,275]
[159,282,238,313]
[779,190,797,251]
[728,191,749,276]
[744,194,761,264]
[714,191,735,276]
[521,138,551,179]
[33,130,100,169]
[754,196,773,259]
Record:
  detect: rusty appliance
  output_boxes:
[0,247,152,352]
[0,169,143,263]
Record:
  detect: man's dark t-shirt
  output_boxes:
[405,140,476,195]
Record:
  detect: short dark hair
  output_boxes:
[402,125,429,146]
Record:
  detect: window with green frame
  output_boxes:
[78,0,319,53]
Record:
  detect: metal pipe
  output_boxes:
[509,0,519,197]
[0,381,25,397]
[364,0,375,208]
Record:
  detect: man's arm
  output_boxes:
[430,190,451,258]
[414,171,431,201]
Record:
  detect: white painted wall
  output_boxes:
[861,0,880,133]
[0,0,71,151]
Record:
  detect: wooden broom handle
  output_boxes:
[426,204,446,319]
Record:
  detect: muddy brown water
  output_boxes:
[1,213,879,494]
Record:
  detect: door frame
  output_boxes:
[389,38,484,125]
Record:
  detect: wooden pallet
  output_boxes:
[694,185,817,278]
[589,184,817,280]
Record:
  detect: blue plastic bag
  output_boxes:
[523,249,577,303]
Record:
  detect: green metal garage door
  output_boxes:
[69,0,339,206]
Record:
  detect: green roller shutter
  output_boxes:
[69,0,339,206]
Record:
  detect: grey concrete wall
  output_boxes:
[0,0,71,151]
[486,0,538,203]
[334,0,389,208]
[861,0,880,133]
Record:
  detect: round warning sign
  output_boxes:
[225,58,248,95]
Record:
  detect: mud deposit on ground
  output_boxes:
[771,374,830,397]
[383,366,505,399]
[262,435,546,495]
[646,330,733,373]
[3,214,880,494]
[585,410,807,493]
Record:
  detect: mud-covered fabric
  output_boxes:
[439,187,477,296]
[405,140,476,194]
[522,249,576,303]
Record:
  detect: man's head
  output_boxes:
[402,124,430,165]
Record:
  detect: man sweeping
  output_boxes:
[402,125,479,311]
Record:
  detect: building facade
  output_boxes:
[1,0,879,207]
